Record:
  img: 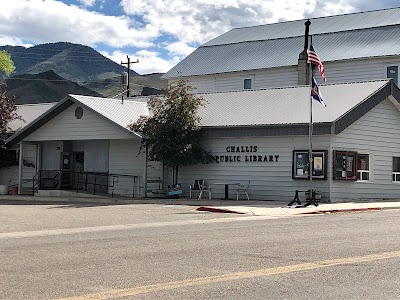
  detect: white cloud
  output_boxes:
[0,35,32,48]
[100,49,180,74]
[165,42,196,57]
[0,0,158,48]
[78,0,96,7]
[0,0,396,75]
[121,0,322,46]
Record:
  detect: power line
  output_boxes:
[5,75,166,89]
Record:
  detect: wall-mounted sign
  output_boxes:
[215,145,279,163]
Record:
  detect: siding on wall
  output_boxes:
[84,140,110,173]
[41,141,63,170]
[179,57,400,93]
[321,57,400,85]
[331,98,400,201]
[184,67,298,93]
[179,135,331,202]
[108,140,163,197]
[22,103,134,142]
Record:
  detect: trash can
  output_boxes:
[0,185,8,195]
[11,185,18,195]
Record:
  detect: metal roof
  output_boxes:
[163,7,400,79]
[70,95,150,130]
[6,95,150,146]
[204,7,400,46]
[6,80,399,145]
[9,102,56,132]
[198,80,390,127]
[163,25,400,78]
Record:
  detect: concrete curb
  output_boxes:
[196,206,246,214]
[300,207,382,214]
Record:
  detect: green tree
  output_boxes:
[129,80,214,185]
[0,50,15,76]
[0,50,19,147]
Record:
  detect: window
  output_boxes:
[392,156,400,182]
[357,154,370,181]
[333,151,357,180]
[292,150,327,180]
[0,149,18,168]
[243,79,252,89]
[387,66,398,85]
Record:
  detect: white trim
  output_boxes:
[356,152,372,182]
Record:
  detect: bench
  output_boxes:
[146,178,166,197]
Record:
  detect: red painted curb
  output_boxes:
[301,207,382,214]
[196,206,245,214]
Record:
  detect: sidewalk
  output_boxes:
[196,200,400,217]
[1,194,400,217]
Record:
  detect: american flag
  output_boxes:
[307,44,326,82]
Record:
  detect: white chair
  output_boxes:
[236,181,250,201]
[189,179,211,200]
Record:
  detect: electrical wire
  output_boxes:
[5,76,166,89]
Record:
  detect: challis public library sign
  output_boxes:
[215,145,280,163]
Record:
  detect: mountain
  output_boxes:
[5,70,102,104]
[1,42,168,103]
[0,42,139,82]
[84,73,167,98]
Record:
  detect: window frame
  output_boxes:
[292,149,328,180]
[333,150,358,180]
[356,153,371,182]
[392,156,400,183]
[386,65,399,85]
[243,78,252,90]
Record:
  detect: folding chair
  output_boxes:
[236,181,250,201]
[189,179,211,200]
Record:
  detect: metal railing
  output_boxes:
[33,170,61,194]
[33,170,141,198]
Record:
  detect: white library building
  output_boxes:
[3,8,400,203]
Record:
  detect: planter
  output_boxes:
[305,190,321,200]
[11,185,18,195]
[0,185,8,195]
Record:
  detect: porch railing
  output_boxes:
[33,170,141,198]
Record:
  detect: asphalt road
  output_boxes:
[1,203,400,300]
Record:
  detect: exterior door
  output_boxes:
[60,152,75,189]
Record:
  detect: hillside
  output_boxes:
[0,42,139,82]
[84,73,167,97]
[1,42,168,103]
[5,70,102,104]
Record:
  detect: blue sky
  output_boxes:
[1,0,399,75]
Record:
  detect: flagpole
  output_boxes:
[308,39,313,205]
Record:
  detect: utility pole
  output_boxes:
[121,55,139,98]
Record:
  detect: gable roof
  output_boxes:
[199,80,400,137]
[6,80,400,145]
[6,95,149,146]
[205,7,400,46]
[9,102,56,132]
[163,7,400,78]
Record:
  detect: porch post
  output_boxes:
[143,143,148,198]
[18,142,23,195]
[36,144,42,173]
